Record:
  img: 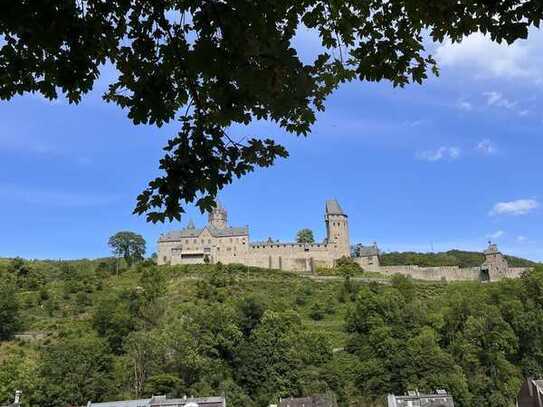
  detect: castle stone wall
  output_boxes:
[358,264,532,282]
[363,265,481,281]
[158,201,533,282]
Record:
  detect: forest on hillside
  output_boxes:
[380,249,537,268]
[1,258,543,407]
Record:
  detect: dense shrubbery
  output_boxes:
[1,258,543,407]
[0,273,20,340]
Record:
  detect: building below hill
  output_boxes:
[86,395,225,407]
[517,378,543,407]
[387,390,455,407]
[271,393,338,407]
[158,200,371,272]
[1,391,21,407]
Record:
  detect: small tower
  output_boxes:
[482,241,509,281]
[208,201,228,229]
[325,199,351,258]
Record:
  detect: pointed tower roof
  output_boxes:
[325,199,345,215]
[186,219,196,230]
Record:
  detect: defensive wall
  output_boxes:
[356,263,530,282]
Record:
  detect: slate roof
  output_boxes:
[533,379,543,392]
[159,224,248,242]
[278,394,337,407]
[86,396,225,407]
[387,391,454,407]
[1,391,21,407]
[325,200,345,216]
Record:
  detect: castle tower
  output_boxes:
[481,241,509,281]
[325,199,351,258]
[208,201,228,229]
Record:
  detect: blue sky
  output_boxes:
[1,29,542,261]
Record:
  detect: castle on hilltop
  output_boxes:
[158,200,378,272]
[157,200,529,281]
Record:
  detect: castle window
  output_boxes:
[208,239,211,244]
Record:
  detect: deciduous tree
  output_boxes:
[296,229,315,244]
[108,231,146,267]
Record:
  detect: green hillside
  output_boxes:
[380,249,537,268]
[1,258,543,407]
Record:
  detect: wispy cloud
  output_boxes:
[517,235,528,243]
[489,199,539,216]
[457,100,473,111]
[403,119,428,127]
[416,146,461,162]
[484,91,517,109]
[487,230,505,239]
[476,139,497,155]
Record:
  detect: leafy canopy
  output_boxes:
[108,231,146,266]
[296,228,315,244]
[1,1,542,221]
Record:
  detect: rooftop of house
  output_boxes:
[532,379,543,393]
[277,393,337,407]
[86,395,226,407]
[387,390,454,407]
[1,391,22,407]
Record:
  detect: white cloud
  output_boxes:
[483,91,517,109]
[416,146,461,162]
[457,100,473,111]
[435,32,542,81]
[517,235,528,243]
[489,199,539,216]
[487,230,505,239]
[404,119,427,127]
[476,139,497,155]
